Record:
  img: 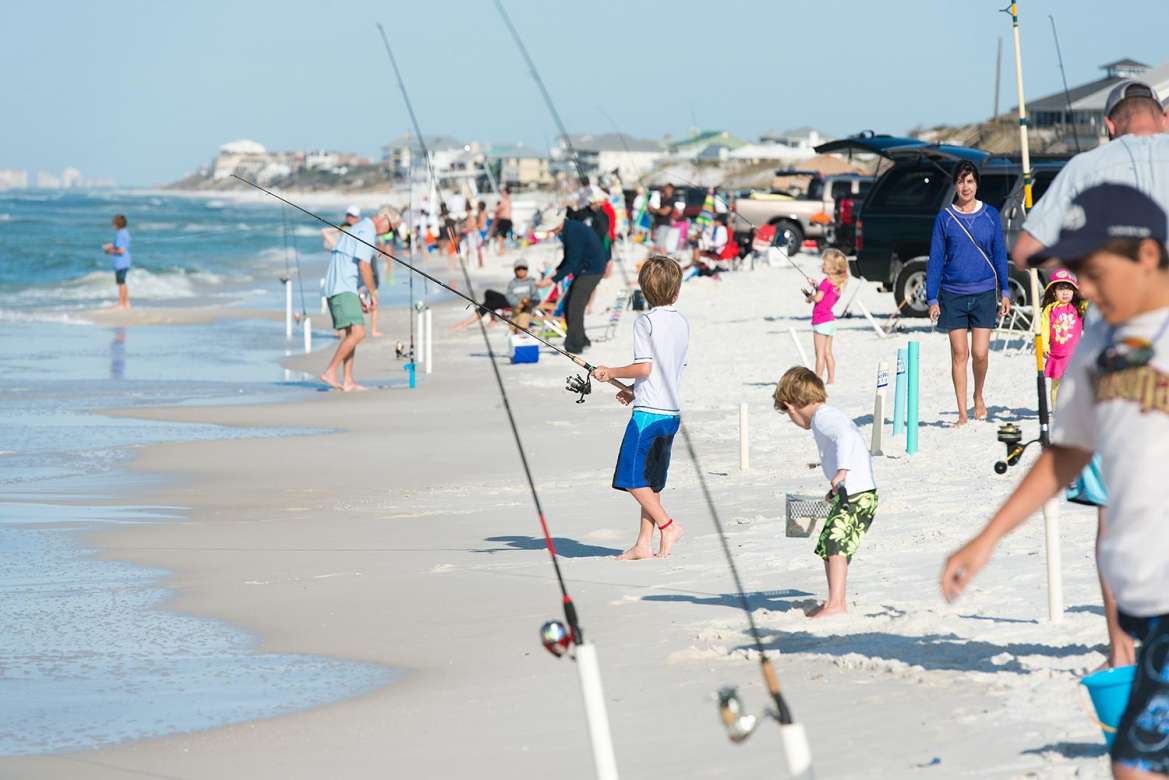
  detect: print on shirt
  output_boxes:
[1093,364,1169,415]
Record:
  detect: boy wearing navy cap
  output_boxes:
[943,183,1169,778]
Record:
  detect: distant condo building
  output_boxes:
[0,169,29,190]
[36,171,62,189]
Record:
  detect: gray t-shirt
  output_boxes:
[1024,134,1169,246]
[1051,307,1169,617]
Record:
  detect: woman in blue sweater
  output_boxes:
[926,161,1011,426]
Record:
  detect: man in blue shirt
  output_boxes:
[102,214,132,309]
[536,207,607,354]
[321,206,400,391]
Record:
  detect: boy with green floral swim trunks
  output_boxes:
[774,367,878,618]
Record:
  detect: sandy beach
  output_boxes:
[1,249,1116,779]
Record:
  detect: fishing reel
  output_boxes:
[993,422,1037,474]
[717,686,776,744]
[565,373,592,404]
[394,341,413,360]
[540,619,573,658]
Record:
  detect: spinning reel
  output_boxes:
[993,422,1038,474]
[717,686,777,744]
[540,619,574,658]
[565,373,592,404]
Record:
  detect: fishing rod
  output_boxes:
[1004,1,1035,210]
[677,421,814,777]
[494,0,589,188]
[1048,15,1081,154]
[372,23,620,779]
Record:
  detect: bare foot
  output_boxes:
[808,602,846,619]
[341,382,367,392]
[953,416,969,428]
[617,544,653,561]
[320,371,343,390]
[808,603,846,622]
[371,330,384,338]
[974,398,988,420]
[656,522,684,558]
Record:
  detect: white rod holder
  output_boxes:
[574,643,619,780]
[789,327,810,369]
[283,278,293,339]
[303,317,312,353]
[416,309,426,370]
[738,403,749,471]
[871,361,889,456]
[780,723,815,780]
[424,307,433,375]
[1043,498,1064,622]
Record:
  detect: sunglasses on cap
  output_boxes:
[1094,312,1169,375]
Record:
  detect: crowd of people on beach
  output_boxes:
[94,73,1169,777]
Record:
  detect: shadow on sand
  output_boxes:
[472,535,622,558]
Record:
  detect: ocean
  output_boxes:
[0,189,413,756]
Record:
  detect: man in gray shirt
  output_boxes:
[1010,79,1168,672]
[1013,80,1169,268]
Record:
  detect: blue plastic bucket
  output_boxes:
[1081,665,1136,747]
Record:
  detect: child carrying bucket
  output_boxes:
[942,184,1169,775]
[1040,268,1088,406]
[804,250,848,385]
[774,366,878,618]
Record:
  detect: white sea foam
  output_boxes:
[0,308,90,325]
[19,268,226,304]
[0,213,11,222]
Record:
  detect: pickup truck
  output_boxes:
[813,133,1067,317]
[731,173,873,253]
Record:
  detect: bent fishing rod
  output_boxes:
[231,176,626,402]
[374,24,620,779]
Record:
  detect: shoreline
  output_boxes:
[1,255,1116,778]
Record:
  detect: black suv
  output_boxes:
[815,133,1067,317]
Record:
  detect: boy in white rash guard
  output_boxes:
[774,366,878,619]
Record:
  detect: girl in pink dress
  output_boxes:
[1039,268,1087,406]
[805,249,849,384]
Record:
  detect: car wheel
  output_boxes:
[771,220,804,255]
[893,258,930,318]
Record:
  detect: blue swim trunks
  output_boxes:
[1114,613,1169,773]
[612,411,680,493]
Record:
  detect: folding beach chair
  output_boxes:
[588,288,631,343]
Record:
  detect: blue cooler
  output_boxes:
[510,334,539,364]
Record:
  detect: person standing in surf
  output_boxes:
[102,214,132,309]
[926,161,1010,425]
[320,206,399,391]
[592,255,688,560]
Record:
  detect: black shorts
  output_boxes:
[494,218,512,238]
[114,268,128,285]
[937,288,998,332]
[482,289,510,312]
[1113,612,1169,773]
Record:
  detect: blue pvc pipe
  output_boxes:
[893,348,907,437]
[907,341,920,454]
[405,361,416,389]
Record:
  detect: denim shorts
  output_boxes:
[937,289,998,332]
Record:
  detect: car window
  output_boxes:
[831,181,854,199]
[806,179,825,200]
[866,167,947,212]
[1033,170,1059,203]
[684,188,706,206]
[978,174,1014,210]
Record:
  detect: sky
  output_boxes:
[2,0,1166,186]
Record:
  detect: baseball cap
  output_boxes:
[345,205,361,218]
[1030,183,1168,266]
[534,206,566,238]
[1104,80,1162,118]
[1044,268,1079,292]
[513,257,529,270]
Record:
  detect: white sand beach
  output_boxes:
[0,248,1115,779]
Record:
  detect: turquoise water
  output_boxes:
[0,190,423,755]
[0,189,425,314]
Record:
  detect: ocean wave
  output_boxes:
[0,308,90,325]
[17,268,226,304]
